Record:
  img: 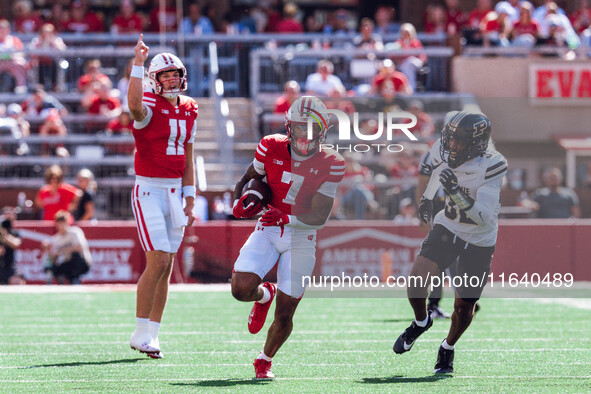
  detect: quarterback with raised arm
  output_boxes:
[128,34,198,359]
[231,96,345,379]
[393,111,507,374]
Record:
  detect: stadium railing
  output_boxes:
[12,32,449,97]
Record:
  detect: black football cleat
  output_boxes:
[434,341,454,374]
[393,313,433,354]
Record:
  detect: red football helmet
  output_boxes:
[285,96,328,156]
[147,53,187,99]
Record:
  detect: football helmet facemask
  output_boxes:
[440,111,491,168]
[285,96,328,156]
[148,53,187,99]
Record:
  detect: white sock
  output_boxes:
[257,351,272,362]
[415,315,429,327]
[135,317,150,334]
[257,285,271,304]
[149,321,160,339]
[442,339,455,350]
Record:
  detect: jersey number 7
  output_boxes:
[281,171,305,205]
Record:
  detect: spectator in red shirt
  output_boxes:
[77,59,111,93]
[445,0,468,35]
[106,111,133,135]
[149,0,178,32]
[87,82,122,118]
[570,0,591,34]
[38,108,69,157]
[111,0,145,34]
[392,23,426,91]
[511,2,539,47]
[468,0,493,29]
[46,3,70,32]
[62,1,104,33]
[275,2,303,33]
[480,2,514,47]
[370,59,413,97]
[274,80,300,114]
[35,165,81,221]
[12,0,43,33]
[424,4,447,34]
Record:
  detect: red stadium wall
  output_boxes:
[13,220,591,284]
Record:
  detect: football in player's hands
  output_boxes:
[233,179,271,219]
[242,178,271,208]
[439,168,460,194]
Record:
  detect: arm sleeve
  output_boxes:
[133,103,153,130]
[317,181,339,198]
[463,177,503,225]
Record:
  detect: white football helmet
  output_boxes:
[147,53,187,99]
[285,96,328,156]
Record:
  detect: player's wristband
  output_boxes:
[130,65,144,79]
[182,185,196,199]
[449,189,474,210]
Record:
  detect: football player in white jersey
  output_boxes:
[393,111,507,374]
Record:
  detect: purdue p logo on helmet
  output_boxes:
[148,53,187,99]
[285,96,329,156]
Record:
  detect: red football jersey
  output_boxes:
[133,92,198,178]
[254,134,345,215]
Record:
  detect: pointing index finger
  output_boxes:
[138,34,143,44]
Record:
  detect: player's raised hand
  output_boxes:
[134,34,149,65]
[439,168,459,194]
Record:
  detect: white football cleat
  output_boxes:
[130,331,160,354]
[147,338,163,359]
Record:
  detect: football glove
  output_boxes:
[439,168,474,210]
[260,205,289,237]
[439,168,459,194]
[232,195,262,219]
[418,197,433,224]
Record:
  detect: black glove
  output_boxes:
[418,197,433,224]
[439,168,475,210]
[439,168,459,194]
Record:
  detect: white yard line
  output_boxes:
[533,298,591,310]
[0,376,589,383]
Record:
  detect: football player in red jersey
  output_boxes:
[128,34,198,359]
[231,96,345,379]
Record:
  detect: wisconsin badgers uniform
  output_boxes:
[131,92,198,253]
[234,134,345,297]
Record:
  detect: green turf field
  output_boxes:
[0,286,590,392]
